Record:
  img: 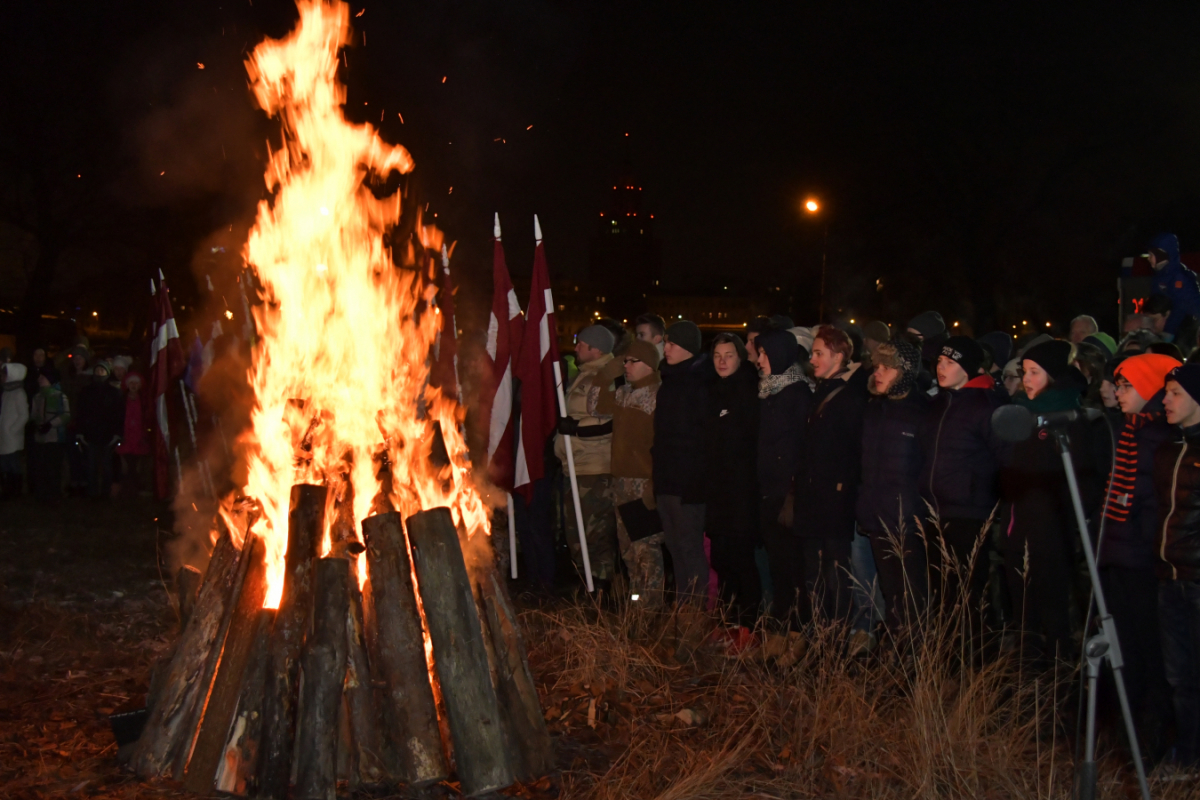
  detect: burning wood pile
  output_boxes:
[127,1,551,796]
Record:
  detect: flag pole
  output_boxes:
[507,492,518,580]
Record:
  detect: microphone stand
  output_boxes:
[1049,425,1151,800]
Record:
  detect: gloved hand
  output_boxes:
[556,416,580,436]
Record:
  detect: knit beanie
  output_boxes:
[769,314,795,330]
[665,320,701,357]
[906,310,946,339]
[757,329,800,375]
[789,327,814,359]
[624,338,661,371]
[874,339,921,398]
[1022,340,1074,381]
[1167,363,1200,405]
[978,332,1013,367]
[1115,353,1182,402]
[1085,332,1117,358]
[577,324,616,354]
[941,335,985,378]
[862,320,891,345]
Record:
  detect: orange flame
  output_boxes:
[241,0,488,608]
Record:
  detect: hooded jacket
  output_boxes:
[757,362,811,498]
[1154,422,1200,581]
[554,353,616,476]
[857,390,929,535]
[0,364,29,455]
[652,354,713,503]
[1098,389,1175,569]
[1150,232,1200,337]
[795,362,870,540]
[918,374,1005,521]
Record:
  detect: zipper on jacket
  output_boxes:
[1162,441,1187,580]
[928,393,952,515]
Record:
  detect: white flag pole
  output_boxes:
[553,352,594,593]
[507,492,518,579]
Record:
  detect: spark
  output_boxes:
[355,8,364,16]
[224,310,234,320]
[160,171,165,176]
[397,112,404,123]
[441,76,446,83]
[197,63,205,69]
[448,186,453,194]
[526,124,533,130]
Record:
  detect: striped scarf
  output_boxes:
[1103,410,1160,523]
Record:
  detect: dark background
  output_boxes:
[4,0,1200,349]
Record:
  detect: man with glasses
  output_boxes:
[1101,352,1180,760]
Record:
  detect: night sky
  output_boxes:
[4,1,1200,346]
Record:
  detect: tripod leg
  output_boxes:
[1112,660,1152,797]
[1077,644,1103,800]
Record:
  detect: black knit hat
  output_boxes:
[907,310,946,339]
[1167,363,1200,405]
[1022,339,1075,381]
[978,331,1013,366]
[941,335,984,378]
[665,320,701,357]
[757,329,799,374]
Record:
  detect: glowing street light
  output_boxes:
[805,199,820,213]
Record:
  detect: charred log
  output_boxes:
[215,608,275,795]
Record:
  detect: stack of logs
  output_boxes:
[132,485,552,798]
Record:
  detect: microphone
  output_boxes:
[991,404,1102,442]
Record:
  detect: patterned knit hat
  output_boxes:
[873,339,921,397]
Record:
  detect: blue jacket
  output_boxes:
[857,390,928,535]
[1150,232,1200,336]
[1098,391,1175,570]
[918,376,1006,521]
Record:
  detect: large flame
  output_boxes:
[240,0,487,608]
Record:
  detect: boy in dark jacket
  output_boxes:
[796,326,869,625]
[1100,353,1179,740]
[918,336,1004,620]
[1154,364,1200,771]
[859,339,928,638]
[75,361,124,499]
[653,321,713,603]
[755,329,812,630]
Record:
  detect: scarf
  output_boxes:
[1104,408,1161,522]
[759,361,810,399]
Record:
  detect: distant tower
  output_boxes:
[588,139,661,320]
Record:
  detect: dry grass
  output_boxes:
[522,592,1200,800]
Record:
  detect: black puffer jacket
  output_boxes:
[918,376,1005,521]
[857,390,928,535]
[1098,391,1175,570]
[76,379,124,444]
[1154,422,1200,581]
[795,363,870,540]
[705,362,760,538]
[757,370,811,498]
[652,354,714,503]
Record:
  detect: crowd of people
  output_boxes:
[508,232,1200,776]
[0,341,151,502]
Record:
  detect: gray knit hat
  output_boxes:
[665,321,702,356]
[576,324,615,354]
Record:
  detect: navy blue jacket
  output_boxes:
[857,391,928,535]
[757,376,812,498]
[1151,232,1200,337]
[918,376,1005,521]
[652,354,714,503]
[795,364,870,540]
[1098,391,1175,570]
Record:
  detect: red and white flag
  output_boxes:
[512,215,560,499]
[149,271,187,499]
[482,214,525,491]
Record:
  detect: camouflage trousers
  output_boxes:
[613,477,666,606]
[565,473,618,582]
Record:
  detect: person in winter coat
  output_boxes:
[1002,340,1102,661]
[555,324,623,589]
[75,361,124,499]
[858,339,929,638]
[1149,233,1200,345]
[918,336,1005,623]
[653,320,713,603]
[30,366,69,502]
[1154,364,1200,772]
[755,329,812,630]
[1098,353,1179,752]
[796,325,870,625]
[0,363,29,497]
[115,372,152,496]
[705,332,761,623]
[598,339,664,605]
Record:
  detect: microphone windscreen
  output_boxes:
[992,404,1034,442]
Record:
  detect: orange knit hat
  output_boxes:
[1115,353,1183,402]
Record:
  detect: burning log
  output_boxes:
[256,484,327,800]
[295,557,350,800]
[177,565,203,631]
[181,535,268,793]
[215,608,276,794]
[133,529,242,777]
[343,581,387,785]
[362,511,447,786]
[406,507,513,796]
[482,572,555,781]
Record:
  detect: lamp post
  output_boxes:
[804,198,828,322]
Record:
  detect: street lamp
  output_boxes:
[804,198,828,322]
